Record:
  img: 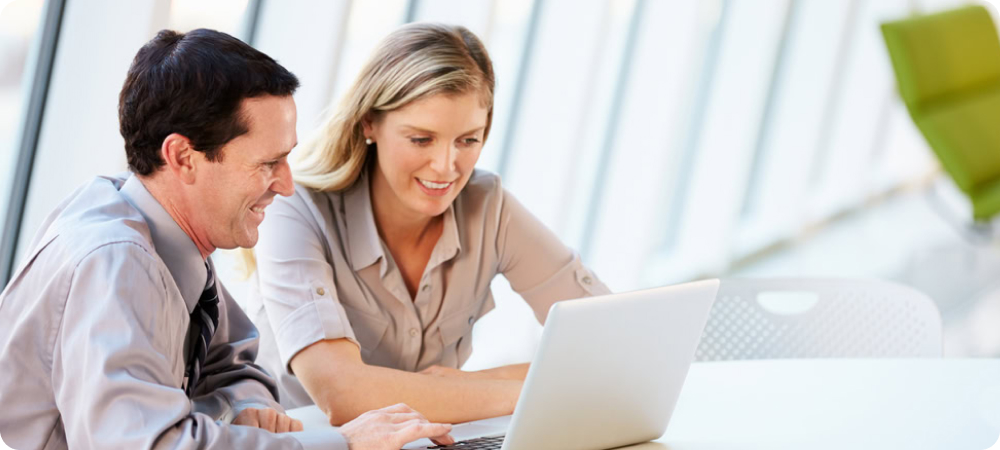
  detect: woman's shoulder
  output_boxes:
[264,182,342,229]
[455,169,510,223]
[460,169,503,200]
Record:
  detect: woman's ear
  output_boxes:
[361,113,375,138]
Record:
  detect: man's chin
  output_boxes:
[223,229,259,251]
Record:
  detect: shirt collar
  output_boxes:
[343,171,385,274]
[343,170,462,276]
[120,175,207,313]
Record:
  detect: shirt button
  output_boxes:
[468,316,475,325]
[316,287,326,296]
[582,276,593,285]
[421,284,430,292]
[409,328,419,338]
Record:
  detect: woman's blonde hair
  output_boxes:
[293,22,495,192]
[240,23,496,275]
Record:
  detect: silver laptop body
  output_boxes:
[405,279,719,450]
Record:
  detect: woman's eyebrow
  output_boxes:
[399,124,486,135]
[399,124,436,135]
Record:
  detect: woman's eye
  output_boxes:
[463,137,481,146]
[410,137,432,146]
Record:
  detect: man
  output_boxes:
[0,29,453,449]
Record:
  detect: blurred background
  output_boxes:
[1,0,999,374]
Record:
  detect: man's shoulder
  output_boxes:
[28,176,157,266]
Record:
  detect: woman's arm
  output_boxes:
[420,363,530,381]
[476,363,530,381]
[494,186,612,323]
[291,338,522,425]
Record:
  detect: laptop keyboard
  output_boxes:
[428,435,505,449]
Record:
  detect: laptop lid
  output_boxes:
[501,279,719,450]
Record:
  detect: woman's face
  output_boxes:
[365,92,489,221]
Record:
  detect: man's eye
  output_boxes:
[264,161,279,168]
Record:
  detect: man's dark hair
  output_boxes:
[119,29,299,176]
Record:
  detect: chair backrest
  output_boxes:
[881,5,1000,217]
[882,5,1000,113]
[695,278,942,361]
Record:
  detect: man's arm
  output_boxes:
[52,243,345,449]
[191,264,290,426]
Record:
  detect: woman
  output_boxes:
[247,23,610,426]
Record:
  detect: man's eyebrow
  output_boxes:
[266,149,293,161]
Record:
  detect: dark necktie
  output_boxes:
[185,263,220,398]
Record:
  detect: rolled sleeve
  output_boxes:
[518,253,610,323]
[255,190,359,373]
[495,187,611,323]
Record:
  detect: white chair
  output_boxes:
[695,278,943,361]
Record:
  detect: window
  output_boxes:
[0,0,47,283]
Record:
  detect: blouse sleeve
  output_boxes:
[495,186,611,324]
[254,187,359,373]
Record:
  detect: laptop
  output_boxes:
[406,279,720,450]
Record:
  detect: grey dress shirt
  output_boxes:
[0,175,345,449]
[247,169,611,408]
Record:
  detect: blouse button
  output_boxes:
[421,284,430,292]
[409,328,419,338]
[582,276,593,285]
[316,287,326,296]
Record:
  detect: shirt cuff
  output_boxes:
[520,254,611,323]
[290,428,350,450]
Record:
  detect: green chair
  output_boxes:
[882,5,1000,222]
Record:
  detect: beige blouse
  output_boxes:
[246,169,610,408]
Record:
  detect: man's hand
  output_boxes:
[340,403,455,450]
[232,407,303,433]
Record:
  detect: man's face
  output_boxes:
[191,95,297,250]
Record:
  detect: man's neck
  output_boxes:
[138,175,215,259]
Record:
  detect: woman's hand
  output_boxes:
[341,403,454,450]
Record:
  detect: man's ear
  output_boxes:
[160,133,198,185]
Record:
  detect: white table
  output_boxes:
[289,359,1000,449]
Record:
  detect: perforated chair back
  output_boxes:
[695,278,942,361]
